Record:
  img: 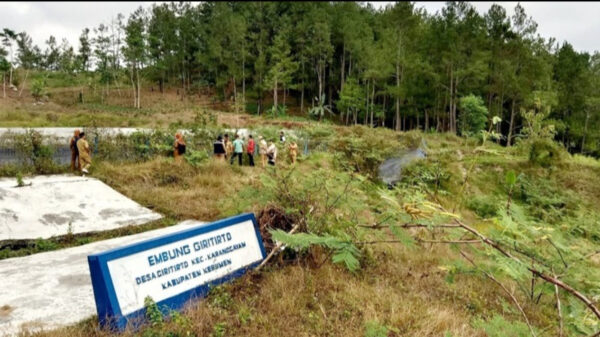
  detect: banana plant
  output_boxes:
[309,94,332,122]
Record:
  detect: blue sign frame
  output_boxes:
[88,213,266,330]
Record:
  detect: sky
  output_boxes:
[0,2,598,54]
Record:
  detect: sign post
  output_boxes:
[88,213,266,330]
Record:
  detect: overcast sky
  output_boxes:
[0,2,598,54]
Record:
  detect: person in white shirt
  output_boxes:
[266,141,278,166]
[259,136,268,168]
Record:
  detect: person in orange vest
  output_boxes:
[247,134,256,166]
[76,132,92,174]
[173,132,186,163]
[288,141,298,164]
[69,129,81,172]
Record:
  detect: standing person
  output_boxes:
[247,134,256,167]
[259,136,268,168]
[213,135,226,160]
[266,141,278,166]
[173,132,186,163]
[288,141,298,164]
[69,129,81,172]
[224,133,233,160]
[76,132,92,174]
[230,134,244,165]
[279,131,286,143]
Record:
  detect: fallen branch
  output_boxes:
[553,269,563,337]
[358,223,461,230]
[256,222,301,271]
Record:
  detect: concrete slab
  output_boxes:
[0,175,162,241]
[0,127,152,140]
[0,220,204,336]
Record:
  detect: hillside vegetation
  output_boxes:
[2,104,600,336]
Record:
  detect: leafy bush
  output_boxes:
[184,149,209,167]
[459,94,488,136]
[529,138,563,167]
[31,78,47,101]
[402,160,450,193]
[466,195,499,218]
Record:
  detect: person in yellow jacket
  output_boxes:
[288,141,298,164]
[259,136,268,168]
[224,133,233,159]
[76,132,92,174]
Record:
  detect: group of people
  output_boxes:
[69,129,92,174]
[212,131,298,167]
[69,128,298,175]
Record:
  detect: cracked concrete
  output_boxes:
[0,221,203,336]
[0,175,162,241]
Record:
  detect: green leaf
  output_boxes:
[389,225,415,247]
[505,170,517,186]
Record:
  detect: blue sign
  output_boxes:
[88,213,266,330]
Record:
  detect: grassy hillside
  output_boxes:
[2,90,600,337]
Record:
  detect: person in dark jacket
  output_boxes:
[213,135,226,160]
[69,129,81,172]
[174,132,186,163]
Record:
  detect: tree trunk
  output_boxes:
[136,65,141,109]
[364,79,369,125]
[340,43,345,93]
[581,110,590,153]
[273,78,278,112]
[425,109,429,131]
[2,74,5,99]
[18,69,29,97]
[317,62,323,102]
[507,99,516,147]
[283,86,286,107]
[242,42,246,103]
[449,66,454,133]
[370,79,375,127]
[382,94,386,127]
[130,65,136,108]
[300,77,304,114]
[395,60,401,131]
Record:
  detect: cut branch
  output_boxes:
[460,250,537,337]
[553,269,563,337]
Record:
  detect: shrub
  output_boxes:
[402,160,450,193]
[466,195,499,218]
[31,78,47,101]
[529,138,563,167]
[458,94,488,136]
